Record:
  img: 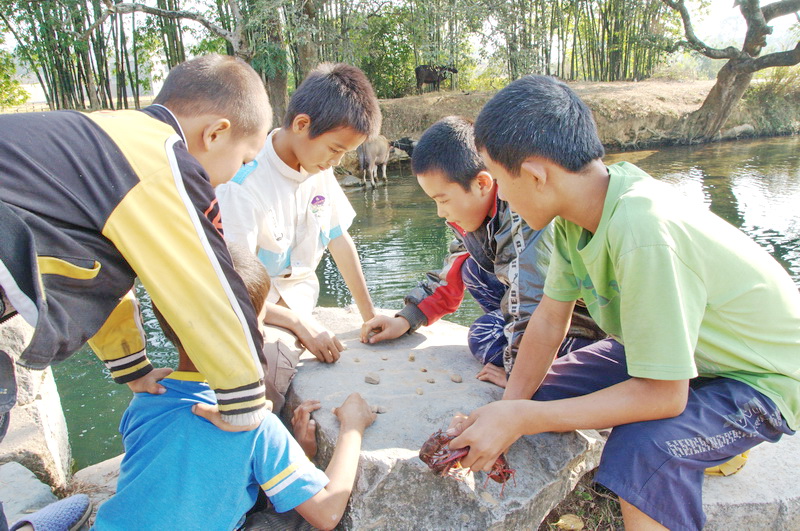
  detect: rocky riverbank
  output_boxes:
[340,78,800,177]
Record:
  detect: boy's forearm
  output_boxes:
[262,302,302,335]
[504,297,574,400]
[519,377,689,434]
[329,234,375,320]
[305,427,363,528]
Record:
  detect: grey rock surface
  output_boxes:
[0,367,71,488]
[281,307,605,530]
[0,461,57,525]
[703,433,800,530]
[72,454,123,510]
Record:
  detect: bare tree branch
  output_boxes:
[761,0,800,22]
[77,0,248,57]
[662,0,743,59]
[739,0,771,55]
[737,41,800,71]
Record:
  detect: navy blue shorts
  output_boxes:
[533,339,795,530]
[462,258,595,366]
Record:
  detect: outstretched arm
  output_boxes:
[449,377,689,473]
[294,393,376,530]
[328,232,375,321]
[262,302,343,363]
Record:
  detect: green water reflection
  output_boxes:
[53,135,800,470]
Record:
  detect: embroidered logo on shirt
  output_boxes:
[311,195,326,215]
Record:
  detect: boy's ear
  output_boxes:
[291,114,311,134]
[520,158,548,189]
[202,118,232,151]
[475,171,494,194]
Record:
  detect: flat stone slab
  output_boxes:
[277,307,604,530]
[703,433,800,530]
[0,461,57,525]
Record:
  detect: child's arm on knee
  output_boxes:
[504,296,575,400]
[294,393,376,530]
[328,233,375,321]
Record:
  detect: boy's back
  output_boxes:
[93,373,328,530]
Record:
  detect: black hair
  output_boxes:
[411,116,486,191]
[154,54,271,138]
[153,243,270,351]
[283,63,381,139]
[474,75,604,174]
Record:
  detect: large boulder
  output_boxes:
[0,318,71,491]
[274,307,605,530]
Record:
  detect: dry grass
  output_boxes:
[539,471,624,531]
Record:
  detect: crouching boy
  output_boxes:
[93,244,376,531]
[446,75,800,530]
[361,116,603,387]
[216,63,381,411]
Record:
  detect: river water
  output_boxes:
[52,135,800,470]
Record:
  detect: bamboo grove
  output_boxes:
[0,0,680,113]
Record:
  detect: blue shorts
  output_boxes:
[533,339,795,530]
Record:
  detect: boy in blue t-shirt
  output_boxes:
[445,75,800,530]
[93,244,376,530]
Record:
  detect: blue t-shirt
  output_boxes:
[93,372,329,530]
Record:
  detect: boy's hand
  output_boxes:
[476,364,507,388]
[126,367,174,394]
[192,402,269,432]
[332,392,376,433]
[360,315,410,344]
[292,399,321,459]
[296,316,344,363]
[446,402,523,473]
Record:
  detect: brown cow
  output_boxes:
[415,65,458,94]
[357,135,391,188]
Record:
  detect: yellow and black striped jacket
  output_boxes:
[0,105,267,426]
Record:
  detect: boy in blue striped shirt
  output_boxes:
[93,244,376,530]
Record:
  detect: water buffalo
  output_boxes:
[357,135,391,187]
[389,137,417,158]
[415,65,458,94]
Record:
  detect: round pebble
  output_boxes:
[450,374,463,383]
[408,354,415,362]
[426,378,435,384]
[365,373,380,385]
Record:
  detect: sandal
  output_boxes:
[704,450,750,477]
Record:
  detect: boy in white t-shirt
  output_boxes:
[217,63,382,412]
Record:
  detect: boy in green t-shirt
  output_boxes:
[445,75,800,530]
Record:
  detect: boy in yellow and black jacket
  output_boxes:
[0,54,273,431]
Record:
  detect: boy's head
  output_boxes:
[412,116,495,233]
[473,75,605,230]
[154,243,270,366]
[281,63,381,174]
[154,54,272,187]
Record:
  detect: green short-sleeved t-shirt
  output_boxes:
[544,162,800,430]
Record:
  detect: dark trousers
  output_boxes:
[533,338,794,530]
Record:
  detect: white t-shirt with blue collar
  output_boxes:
[216,129,356,314]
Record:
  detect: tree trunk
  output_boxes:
[679,60,753,142]
[295,0,319,82]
